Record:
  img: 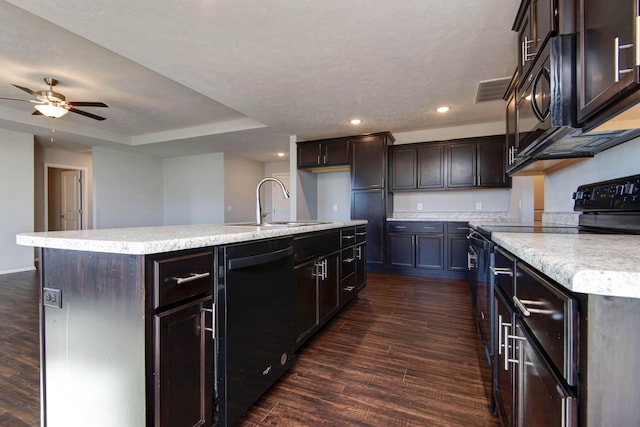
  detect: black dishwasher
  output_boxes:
[215,237,295,426]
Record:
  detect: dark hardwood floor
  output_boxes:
[0,270,498,426]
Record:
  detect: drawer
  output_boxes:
[355,226,367,243]
[152,250,214,309]
[294,230,340,264]
[387,221,444,234]
[341,227,356,247]
[493,247,516,298]
[447,222,469,234]
[341,272,358,307]
[341,247,356,278]
[515,262,578,386]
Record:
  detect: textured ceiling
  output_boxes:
[0,0,518,162]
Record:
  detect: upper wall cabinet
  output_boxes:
[577,0,640,127]
[350,133,393,190]
[389,136,510,191]
[514,0,558,83]
[297,138,350,171]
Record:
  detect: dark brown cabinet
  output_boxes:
[390,143,446,190]
[389,137,508,191]
[447,137,509,189]
[514,0,558,83]
[447,222,470,271]
[352,189,386,265]
[351,134,388,190]
[297,138,350,169]
[154,296,214,427]
[293,230,341,348]
[577,0,640,124]
[339,226,367,306]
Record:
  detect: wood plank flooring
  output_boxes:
[0,270,498,426]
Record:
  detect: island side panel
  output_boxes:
[40,248,146,427]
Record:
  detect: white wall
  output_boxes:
[264,160,290,220]
[0,129,34,273]
[394,189,512,213]
[34,145,93,231]
[545,136,640,212]
[92,146,164,228]
[224,153,265,222]
[163,153,225,225]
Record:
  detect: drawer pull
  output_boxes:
[343,235,355,240]
[343,286,355,292]
[343,257,355,263]
[356,232,366,236]
[517,299,554,315]
[423,226,435,229]
[512,296,531,317]
[170,272,211,284]
[457,227,469,231]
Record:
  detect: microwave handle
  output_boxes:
[531,66,551,121]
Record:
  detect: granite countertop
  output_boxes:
[16,220,366,255]
[492,232,640,299]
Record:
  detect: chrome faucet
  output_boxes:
[256,177,290,225]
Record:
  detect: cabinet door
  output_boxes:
[154,297,213,427]
[387,234,415,267]
[351,135,386,189]
[494,291,515,427]
[447,142,476,188]
[418,144,446,189]
[518,8,535,80]
[416,234,444,270]
[297,142,321,168]
[447,234,470,271]
[355,243,366,290]
[477,139,507,187]
[351,190,385,265]
[578,0,638,122]
[294,261,319,346]
[390,147,417,190]
[322,139,350,166]
[506,79,518,170]
[318,253,340,324]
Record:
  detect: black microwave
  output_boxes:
[510,33,640,173]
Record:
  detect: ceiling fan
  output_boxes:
[0,77,108,121]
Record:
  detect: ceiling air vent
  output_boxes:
[475,77,511,103]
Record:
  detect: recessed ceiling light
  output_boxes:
[277,152,286,157]
[350,119,362,125]
[435,106,451,113]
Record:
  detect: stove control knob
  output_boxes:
[624,183,637,195]
[572,190,591,200]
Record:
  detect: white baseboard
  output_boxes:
[0,266,37,275]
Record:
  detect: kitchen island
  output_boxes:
[17,220,366,427]
[485,231,640,427]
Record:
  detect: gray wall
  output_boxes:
[163,153,225,225]
[317,171,351,221]
[224,153,265,222]
[0,129,34,273]
[263,160,290,220]
[545,136,640,212]
[92,146,164,228]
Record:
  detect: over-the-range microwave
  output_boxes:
[509,34,640,174]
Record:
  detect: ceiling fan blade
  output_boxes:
[68,101,109,108]
[11,84,38,97]
[68,107,106,121]
[0,96,34,102]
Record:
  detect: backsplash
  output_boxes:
[390,211,517,222]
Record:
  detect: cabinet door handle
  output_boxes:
[343,257,355,263]
[343,235,355,240]
[170,272,211,284]
[490,266,513,276]
[614,36,635,82]
[343,286,355,292]
[356,246,362,260]
[467,252,477,269]
[202,306,215,339]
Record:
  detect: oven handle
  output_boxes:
[468,233,491,250]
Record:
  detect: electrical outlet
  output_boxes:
[475,202,482,210]
[333,204,338,212]
[43,288,62,309]
[417,202,423,210]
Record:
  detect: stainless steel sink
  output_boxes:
[224,221,328,227]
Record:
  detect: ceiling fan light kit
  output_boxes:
[0,77,108,121]
[34,102,69,118]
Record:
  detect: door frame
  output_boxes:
[44,163,88,231]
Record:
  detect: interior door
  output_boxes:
[61,170,82,231]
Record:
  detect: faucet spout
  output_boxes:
[256,177,290,225]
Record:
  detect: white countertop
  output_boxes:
[492,232,640,299]
[16,221,367,255]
